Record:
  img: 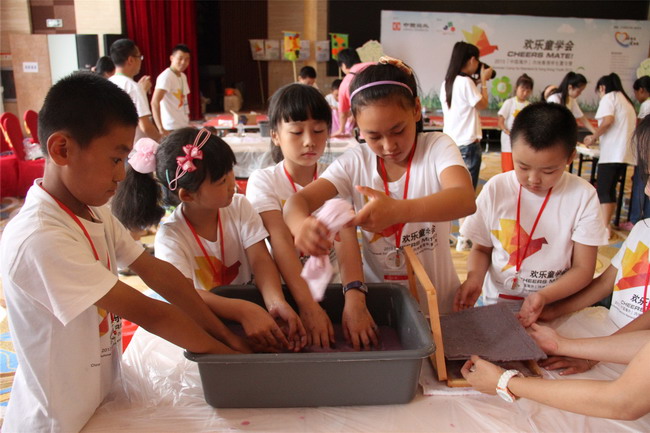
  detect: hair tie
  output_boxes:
[167,128,211,191]
[128,137,159,174]
[350,80,414,102]
[378,56,412,75]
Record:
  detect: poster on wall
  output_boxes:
[264,40,280,60]
[299,40,311,60]
[315,40,330,62]
[380,11,650,111]
[283,31,300,61]
[249,39,265,61]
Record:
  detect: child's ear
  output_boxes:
[178,187,195,203]
[566,149,577,165]
[413,97,422,121]
[46,132,72,165]
[270,129,280,146]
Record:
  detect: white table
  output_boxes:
[221,133,360,178]
[82,307,650,432]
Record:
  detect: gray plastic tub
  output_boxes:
[184,284,435,408]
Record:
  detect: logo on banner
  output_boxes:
[441,21,456,34]
[392,21,429,32]
[463,25,498,57]
[615,31,638,48]
[392,22,401,31]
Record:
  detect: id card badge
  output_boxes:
[384,248,408,283]
[499,274,525,313]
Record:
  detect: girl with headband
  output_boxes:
[113,128,307,352]
[284,56,476,315]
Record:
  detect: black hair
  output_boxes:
[171,44,191,55]
[94,56,115,77]
[540,84,557,102]
[596,73,634,107]
[349,61,423,133]
[633,76,650,93]
[634,116,650,194]
[337,48,361,69]
[38,72,138,155]
[331,79,342,90]
[112,128,237,231]
[299,66,317,79]
[110,38,138,67]
[510,102,577,157]
[551,72,587,106]
[515,73,534,91]
[267,83,332,163]
[444,42,480,109]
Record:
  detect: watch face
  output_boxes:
[496,388,514,403]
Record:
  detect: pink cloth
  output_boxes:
[301,198,354,301]
[338,62,374,114]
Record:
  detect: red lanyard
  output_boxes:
[514,185,552,285]
[643,262,650,313]
[183,208,224,285]
[39,184,111,270]
[283,163,318,193]
[378,141,417,248]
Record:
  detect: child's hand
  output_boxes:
[342,292,380,350]
[539,356,597,375]
[350,186,399,234]
[453,280,482,311]
[239,302,291,351]
[538,302,561,322]
[583,135,596,146]
[460,355,504,394]
[138,75,152,94]
[294,216,332,257]
[526,322,562,354]
[267,301,308,352]
[517,292,546,327]
[300,303,335,349]
[223,333,253,354]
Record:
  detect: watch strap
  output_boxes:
[343,280,368,295]
[496,369,521,401]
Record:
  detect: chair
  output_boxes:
[0,131,18,197]
[23,109,39,144]
[0,112,45,197]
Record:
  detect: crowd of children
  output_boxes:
[1,38,650,430]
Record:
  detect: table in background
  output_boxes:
[82,307,650,432]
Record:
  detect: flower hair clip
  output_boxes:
[167,128,211,191]
[378,56,412,75]
[129,138,159,174]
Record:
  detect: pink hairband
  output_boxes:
[128,137,159,174]
[349,80,414,102]
[167,128,211,191]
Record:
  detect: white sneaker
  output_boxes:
[455,235,472,252]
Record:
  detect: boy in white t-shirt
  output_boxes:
[497,73,533,172]
[457,103,608,326]
[151,44,191,136]
[0,73,250,432]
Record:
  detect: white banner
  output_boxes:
[380,11,650,111]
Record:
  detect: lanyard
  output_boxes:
[183,207,224,285]
[378,141,417,249]
[513,185,552,286]
[283,163,318,193]
[39,184,111,271]
[643,262,650,313]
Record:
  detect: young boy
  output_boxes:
[151,44,192,136]
[297,65,318,88]
[0,73,249,432]
[455,103,608,326]
[325,78,342,109]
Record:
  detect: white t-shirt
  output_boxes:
[154,68,190,130]
[546,93,584,119]
[321,132,466,314]
[325,93,338,109]
[109,74,152,142]
[0,181,143,432]
[155,195,269,290]
[440,76,482,146]
[595,91,637,165]
[460,171,608,306]
[639,99,650,119]
[497,97,529,153]
[609,219,650,328]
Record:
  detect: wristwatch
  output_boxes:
[342,280,368,295]
[496,369,522,403]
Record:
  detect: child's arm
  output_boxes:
[497,115,509,135]
[335,226,379,350]
[129,252,251,353]
[284,178,340,257]
[259,209,334,348]
[539,264,617,322]
[518,242,598,327]
[351,165,476,234]
[615,311,650,334]
[95,280,238,354]
[245,240,307,351]
[454,243,492,311]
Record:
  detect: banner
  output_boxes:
[315,40,330,62]
[283,31,300,61]
[380,11,650,110]
[330,33,349,60]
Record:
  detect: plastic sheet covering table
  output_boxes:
[82,307,650,432]
[222,133,360,178]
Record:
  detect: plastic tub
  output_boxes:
[185,284,435,408]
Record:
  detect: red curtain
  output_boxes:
[124,0,201,120]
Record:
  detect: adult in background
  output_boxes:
[109,38,161,142]
[151,44,192,137]
[331,48,373,137]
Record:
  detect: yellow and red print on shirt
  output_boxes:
[492,218,548,271]
[195,255,241,288]
[615,242,649,292]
